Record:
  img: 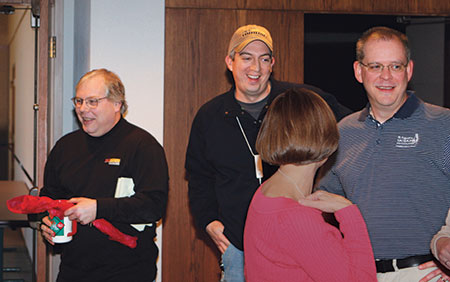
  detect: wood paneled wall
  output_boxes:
[163,2,449,282]
[166,0,450,15]
[0,0,31,4]
[163,8,304,282]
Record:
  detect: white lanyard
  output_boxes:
[235,117,263,184]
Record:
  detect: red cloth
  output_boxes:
[93,219,137,249]
[7,195,137,248]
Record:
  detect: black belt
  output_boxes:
[376,254,434,273]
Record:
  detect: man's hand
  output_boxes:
[64,197,97,225]
[418,260,450,282]
[40,216,55,245]
[206,220,230,254]
[298,190,352,213]
[436,238,450,270]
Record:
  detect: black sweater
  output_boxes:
[40,118,168,282]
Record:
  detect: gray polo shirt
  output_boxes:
[319,93,450,259]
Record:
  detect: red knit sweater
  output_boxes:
[244,187,377,282]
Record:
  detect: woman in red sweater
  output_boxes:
[244,88,377,282]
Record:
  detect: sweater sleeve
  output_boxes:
[39,140,72,200]
[96,136,168,224]
[281,205,377,282]
[38,142,69,222]
[431,209,450,260]
[185,110,220,230]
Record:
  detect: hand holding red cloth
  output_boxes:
[7,195,137,248]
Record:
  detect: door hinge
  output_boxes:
[49,36,56,58]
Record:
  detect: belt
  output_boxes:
[376,254,434,273]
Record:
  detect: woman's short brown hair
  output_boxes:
[256,88,339,166]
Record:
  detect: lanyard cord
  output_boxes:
[236,116,262,184]
[236,116,256,156]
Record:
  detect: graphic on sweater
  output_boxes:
[105,158,121,165]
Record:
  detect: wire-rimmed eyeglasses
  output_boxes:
[359,62,408,73]
[71,96,108,109]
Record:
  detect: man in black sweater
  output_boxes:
[185,24,351,282]
[40,69,168,282]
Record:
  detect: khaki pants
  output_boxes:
[377,266,440,282]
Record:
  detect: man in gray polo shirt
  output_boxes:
[318,26,450,282]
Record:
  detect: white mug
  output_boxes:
[50,215,77,243]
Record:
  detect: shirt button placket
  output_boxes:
[376,123,383,146]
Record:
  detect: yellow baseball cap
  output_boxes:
[227,25,273,56]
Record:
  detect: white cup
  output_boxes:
[50,215,77,243]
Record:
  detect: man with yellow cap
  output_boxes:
[185,24,351,281]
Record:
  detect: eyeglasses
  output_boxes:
[71,96,108,109]
[359,62,408,73]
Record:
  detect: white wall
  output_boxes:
[90,0,165,140]
[49,0,166,281]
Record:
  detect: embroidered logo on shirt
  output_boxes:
[396,133,419,148]
[105,158,121,166]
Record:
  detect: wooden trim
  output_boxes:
[36,0,48,281]
[0,0,31,4]
[166,0,450,15]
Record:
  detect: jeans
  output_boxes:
[220,243,245,282]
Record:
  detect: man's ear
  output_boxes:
[114,101,122,113]
[225,55,233,72]
[353,61,363,83]
[270,56,275,70]
[406,60,414,82]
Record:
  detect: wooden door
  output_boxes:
[163,8,304,282]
